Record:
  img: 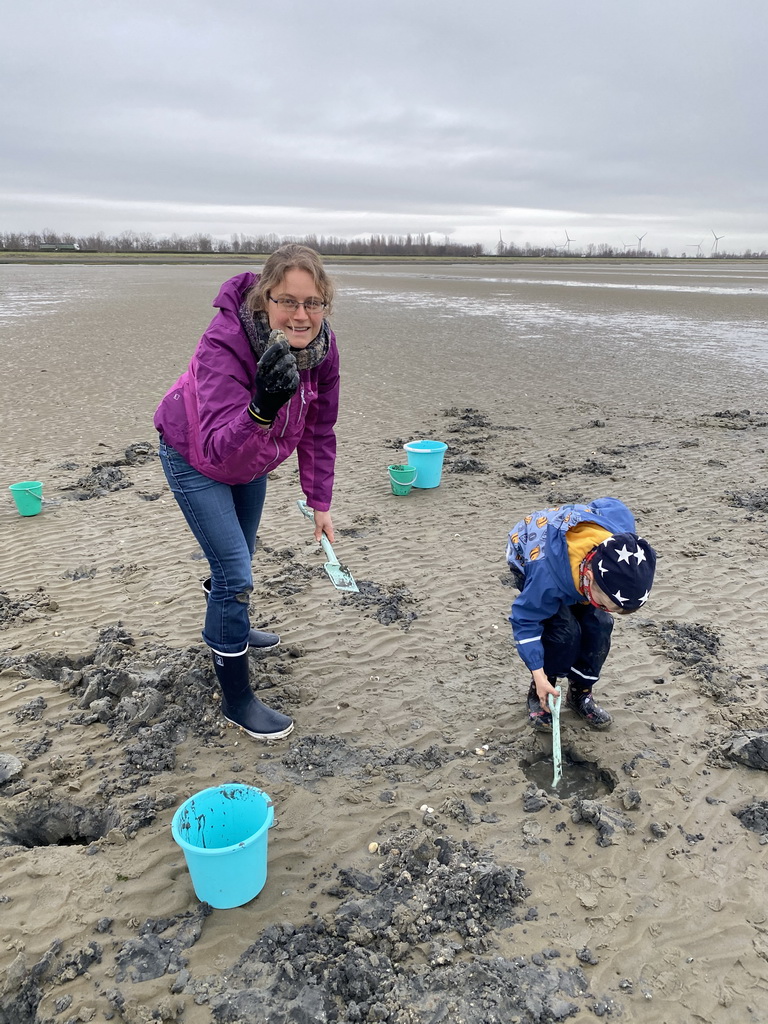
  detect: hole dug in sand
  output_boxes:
[0,798,120,849]
[520,747,618,799]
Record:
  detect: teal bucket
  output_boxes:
[171,783,275,909]
[404,440,448,489]
[388,463,418,496]
[9,481,43,516]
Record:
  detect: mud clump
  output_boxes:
[113,906,212,983]
[61,440,156,500]
[0,940,102,1024]
[170,827,609,1023]
[443,406,492,429]
[343,580,418,628]
[449,457,488,474]
[640,620,723,688]
[0,588,58,629]
[724,488,768,512]
[734,801,768,839]
[500,464,561,489]
[723,730,768,771]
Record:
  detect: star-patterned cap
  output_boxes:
[592,532,657,610]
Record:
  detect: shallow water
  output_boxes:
[2,258,767,464]
[523,753,614,799]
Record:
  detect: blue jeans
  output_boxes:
[158,439,267,654]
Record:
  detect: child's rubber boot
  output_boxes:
[212,651,293,739]
[566,685,612,729]
[526,679,553,732]
[202,577,280,650]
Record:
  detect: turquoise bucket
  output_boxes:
[9,481,43,516]
[404,440,448,489]
[171,783,274,909]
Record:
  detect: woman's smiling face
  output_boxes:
[266,267,325,349]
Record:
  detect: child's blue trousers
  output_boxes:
[541,602,614,691]
[510,566,614,690]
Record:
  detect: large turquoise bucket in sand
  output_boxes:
[404,440,448,489]
[9,481,43,516]
[171,783,274,909]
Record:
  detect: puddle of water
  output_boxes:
[522,755,614,799]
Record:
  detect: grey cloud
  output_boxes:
[0,0,766,252]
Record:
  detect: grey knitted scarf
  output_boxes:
[238,303,330,371]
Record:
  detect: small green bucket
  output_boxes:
[9,481,43,517]
[388,464,417,496]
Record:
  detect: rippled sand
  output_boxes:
[2,260,768,1022]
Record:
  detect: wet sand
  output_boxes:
[2,262,768,1023]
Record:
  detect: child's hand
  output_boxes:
[532,669,560,710]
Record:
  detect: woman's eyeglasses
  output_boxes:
[268,295,326,313]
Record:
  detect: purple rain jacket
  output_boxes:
[153,273,339,510]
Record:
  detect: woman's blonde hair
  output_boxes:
[246,244,334,315]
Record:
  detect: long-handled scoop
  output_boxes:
[548,692,563,789]
[296,500,359,593]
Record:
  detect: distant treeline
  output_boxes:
[0,229,765,259]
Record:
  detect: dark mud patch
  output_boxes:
[266,560,319,598]
[1,625,296,803]
[723,730,768,771]
[443,406,492,429]
[0,588,59,629]
[342,580,419,628]
[62,464,134,500]
[337,511,382,539]
[694,408,768,430]
[570,798,636,847]
[61,565,97,581]
[733,800,768,840]
[562,457,625,477]
[639,620,725,691]
[113,905,212,984]
[165,827,610,1023]
[448,456,488,473]
[5,830,615,1023]
[598,441,664,456]
[60,441,156,500]
[0,940,102,1024]
[500,464,561,489]
[279,735,452,786]
[569,419,607,430]
[724,488,768,512]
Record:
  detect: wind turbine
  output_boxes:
[563,230,573,254]
[711,230,724,256]
[688,239,704,257]
[636,233,647,254]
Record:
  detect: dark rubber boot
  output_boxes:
[526,679,552,732]
[566,685,613,729]
[212,651,293,739]
[202,578,280,651]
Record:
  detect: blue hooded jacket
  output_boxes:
[506,497,636,671]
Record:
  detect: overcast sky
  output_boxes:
[2,0,766,255]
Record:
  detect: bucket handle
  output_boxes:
[10,490,61,508]
[388,467,417,483]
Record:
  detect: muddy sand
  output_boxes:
[2,265,768,1023]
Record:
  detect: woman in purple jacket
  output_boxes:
[154,244,340,740]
